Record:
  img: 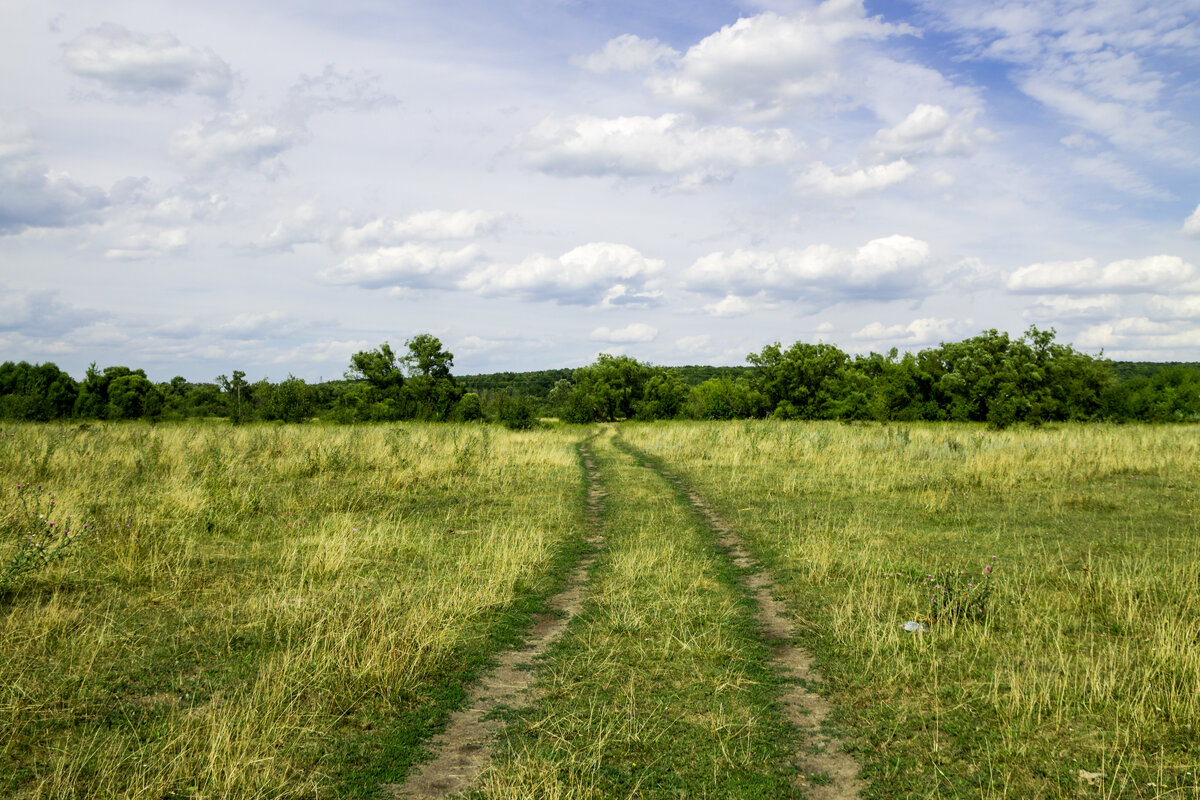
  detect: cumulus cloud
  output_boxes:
[590,323,659,343]
[704,294,753,317]
[1007,254,1196,294]
[1075,318,1200,354]
[869,104,994,158]
[103,228,189,260]
[1146,294,1200,320]
[1023,294,1122,321]
[645,2,913,119]
[685,234,932,301]
[0,287,107,337]
[217,311,311,339]
[62,23,234,98]
[461,242,665,305]
[247,203,323,253]
[169,110,303,175]
[334,210,504,250]
[169,68,392,176]
[852,317,960,345]
[0,160,109,235]
[319,244,483,290]
[798,159,916,196]
[572,34,679,73]
[0,118,109,234]
[675,334,712,352]
[517,113,799,188]
[1183,204,1200,237]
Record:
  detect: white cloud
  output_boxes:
[1023,294,1122,321]
[62,23,234,98]
[461,242,664,305]
[169,111,302,175]
[685,234,933,301]
[675,334,712,352]
[1076,318,1200,352]
[590,323,659,343]
[168,68,391,177]
[1146,294,1200,320]
[0,287,106,336]
[852,317,960,344]
[920,0,1198,155]
[572,34,679,73]
[704,294,752,317]
[1072,154,1169,199]
[1007,254,1196,294]
[0,119,109,234]
[103,227,189,260]
[319,244,483,290]
[645,3,913,119]
[271,339,370,367]
[218,311,306,339]
[249,203,323,253]
[517,113,799,187]
[869,104,994,158]
[798,159,916,196]
[334,210,503,250]
[1183,203,1200,237]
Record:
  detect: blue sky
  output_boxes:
[1,0,1198,381]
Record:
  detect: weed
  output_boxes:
[924,557,996,623]
[1,483,89,594]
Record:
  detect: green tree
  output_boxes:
[107,374,164,419]
[264,375,314,423]
[217,370,250,424]
[747,341,849,418]
[402,335,463,420]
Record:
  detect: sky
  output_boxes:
[1,0,1198,382]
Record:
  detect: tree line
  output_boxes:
[2,327,1198,426]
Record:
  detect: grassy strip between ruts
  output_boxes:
[0,422,590,799]
[620,420,1200,800]
[472,426,805,799]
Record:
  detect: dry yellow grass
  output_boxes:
[0,421,585,799]
[621,421,1200,798]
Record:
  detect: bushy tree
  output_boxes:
[0,361,77,420]
[107,374,163,419]
[747,341,849,418]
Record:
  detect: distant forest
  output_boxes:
[2,327,1198,427]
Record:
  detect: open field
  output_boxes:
[0,422,587,798]
[2,420,1198,798]
[622,421,1200,798]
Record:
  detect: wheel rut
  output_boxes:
[626,446,864,800]
[385,443,605,799]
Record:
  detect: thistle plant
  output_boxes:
[1,484,89,593]
[924,557,997,623]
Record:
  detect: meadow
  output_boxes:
[0,422,587,798]
[1,420,1197,799]
[621,421,1200,798]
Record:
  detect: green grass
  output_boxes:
[475,427,803,799]
[3,419,1198,799]
[0,422,588,799]
[620,420,1200,799]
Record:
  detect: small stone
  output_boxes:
[901,621,927,633]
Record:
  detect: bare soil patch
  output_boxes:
[639,458,864,800]
[385,445,605,799]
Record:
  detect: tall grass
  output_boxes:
[0,422,584,799]
[621,421,1200,799]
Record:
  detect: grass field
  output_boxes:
[621,421,1200,799]
[2,420,1197,799]
[0,422,587,799]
